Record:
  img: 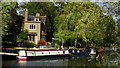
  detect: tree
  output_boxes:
[1,2,23,46]
[17,29,28,42]
[54,2,118,47]
[99,1,120,46]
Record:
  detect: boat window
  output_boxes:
[46,46,52,48]
[79,50,82,52]
[63,51,65,54]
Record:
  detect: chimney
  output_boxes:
[25,9,28,21]
[36,13,40,16]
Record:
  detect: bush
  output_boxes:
[51,43,55,47]
[55,45,60,48]
[22,42,35,47]
[17,29,28,42]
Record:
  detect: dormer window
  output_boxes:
[29,24,36,30]
[34,18,39,21]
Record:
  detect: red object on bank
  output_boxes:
[101,47,104,49]
[37,40,46,46]
[98,48,103,51]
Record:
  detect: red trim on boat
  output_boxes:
[2,48,17,50]
[16,59,27,61]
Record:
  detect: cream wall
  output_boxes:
[24,22,41,44]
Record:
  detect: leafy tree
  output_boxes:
[17,29,28,42]
[1,2,23,46]
[99,1,120,46]
[54,2,118,47]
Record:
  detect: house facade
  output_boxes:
[24,9,46,44]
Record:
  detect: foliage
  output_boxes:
[22,42,36,47]
[1,2,23,45]
[55,44,60,48]
[1,2,18,33]
[97,2,120,46]
[17,29,28,42]
[116,24,120,45]
[54,2,118,47]
[51,43,55,47]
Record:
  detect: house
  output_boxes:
[24,9,46,44]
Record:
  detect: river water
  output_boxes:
[2,51,120,67]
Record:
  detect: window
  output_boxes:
[34,18,39,21]
[36,19,39,21]
[34,18,36,21]
[29,24,36,30]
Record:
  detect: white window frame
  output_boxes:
[29,24,36,30]
[34,18,39,21]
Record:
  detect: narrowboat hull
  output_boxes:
[69,49,91,55]
[18,49,70,57]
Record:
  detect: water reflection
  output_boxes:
[2,52,120,67]
[95,52,120,66]
[17,57,69,66]
[18,61,27,66]
[67,52,120,66]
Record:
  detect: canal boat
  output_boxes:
[2,46,70,60]
[69,48,91,55]
[69,48,96,55]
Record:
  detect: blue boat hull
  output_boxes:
[69,49,91,55]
